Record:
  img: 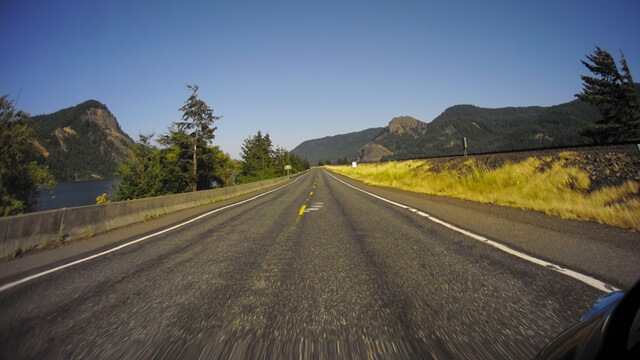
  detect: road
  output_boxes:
[0,168,632,359]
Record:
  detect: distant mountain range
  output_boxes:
[28,100,134,181]
[292,99,604,163]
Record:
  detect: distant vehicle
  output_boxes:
[535,280,640,359]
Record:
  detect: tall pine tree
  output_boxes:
[240,131,274,181]
[576,47,640,142]
[176,84,221,190]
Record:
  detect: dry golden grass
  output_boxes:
[327,153,640,231]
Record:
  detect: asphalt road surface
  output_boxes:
[0,168,623,359]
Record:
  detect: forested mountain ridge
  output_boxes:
[291,127,384,165]
[292,98,607,163]
[28,100,134,181]
[364,99,602,161]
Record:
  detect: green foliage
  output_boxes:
[238,131,310,183]
[317,160,325,166]
[576,47,640,142]
[336,157,350,165]
[112,84,237,201]
[197,144,236,188]
[0,96,55,216]
[27,100,134,181]
[239,131,275,181]
[176,84,221,190]
[114,129,239,201]
[289,152,310,173]
[113,133,165,201]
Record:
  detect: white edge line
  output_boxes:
[0,175,306,293]
[324,170,620,293]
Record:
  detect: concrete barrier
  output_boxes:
[0,173,303,257]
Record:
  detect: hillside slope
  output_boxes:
[352,100,602,162]
[404,100,601,158]
[28,100,134,181]
[296,99,603,164]
[291,127,384,165]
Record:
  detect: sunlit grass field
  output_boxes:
[327,152,640,231]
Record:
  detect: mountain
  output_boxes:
[355,99,602,162]
[293,99,603,164]
[291,127,384,165]
[288,98,603,163]
[28,100,134,181]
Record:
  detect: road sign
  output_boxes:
[284,165,291,170]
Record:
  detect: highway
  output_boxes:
[1,168,637,359]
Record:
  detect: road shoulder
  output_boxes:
[325,169,640,289]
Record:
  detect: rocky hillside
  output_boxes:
[28,100,134,181]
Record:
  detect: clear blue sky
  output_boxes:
[2,1,639,158]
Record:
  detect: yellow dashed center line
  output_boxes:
[298,177,318,217]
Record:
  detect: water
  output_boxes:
[35,178,120,211]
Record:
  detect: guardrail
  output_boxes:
[0,172,305,257]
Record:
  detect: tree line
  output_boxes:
[114,85,310,201]
[317,157,350,166]
[0,85,310,215]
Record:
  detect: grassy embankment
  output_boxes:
[327,152,640,231]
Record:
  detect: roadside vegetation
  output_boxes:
[0,85,310,215]
[327,152,640,231]
[113,85,310,201]
[0,96,55,215]
[576,47,640,143]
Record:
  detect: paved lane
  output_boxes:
[0,169,604,359]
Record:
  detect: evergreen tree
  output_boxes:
[209,149,239,187]
[198,145,236,188]
[113,133,163,201]
[239,131,274,181]
[289,152,310,172]
[115,129,237,200]
[576,47,640,142]
[337,156,349,165]
[0,96,55,215]
[273,146,290,176]
[176,84,221,190]
[158,126,199,191]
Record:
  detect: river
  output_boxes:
[35,178,120,211]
